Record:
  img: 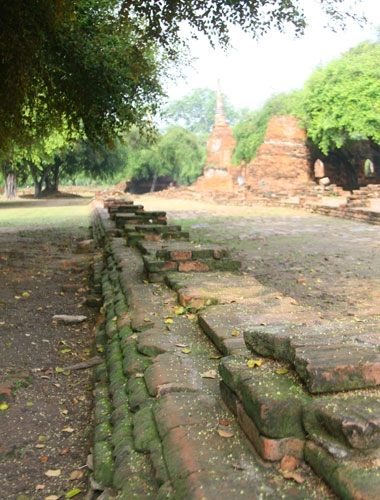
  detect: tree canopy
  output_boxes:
[232,90,304,164]
[0,1,365,151]
[301,38,380,155]
[164,88,240,136]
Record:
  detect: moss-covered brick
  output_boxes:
[303,396,380,451]
[122,342,152,377]
[113,447,157,493]
[105,320,118,339]
[143,256,178,273]
[111,404,132,428]
[219,356,309,439]
[132,406,158,452]
[218,355,250,390]
[111,387,129,408]
[93,362,108,383]
[118,324,133,341]
[93,440,114,487]
[305,440,380,500]
[94,397,112,425]
[94,421,112,442]
[126,376,151,412]
[239,372,308,439]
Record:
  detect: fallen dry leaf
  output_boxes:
[62,426,74,433]
[217,428,235,438]
[200,369,217,379]
[45,469,61,477]
[69,470,84,480]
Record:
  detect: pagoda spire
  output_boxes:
[214,79,227,127]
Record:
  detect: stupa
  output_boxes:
[194,81,238,191]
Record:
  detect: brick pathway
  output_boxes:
[89,197,380,500]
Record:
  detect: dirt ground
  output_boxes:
[138,193,380,322]
[2,191,380,499]
[0,198,100,500]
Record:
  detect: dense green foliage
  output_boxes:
[0,1,366,195]
[301,39,380,154]
[121,126,204,191]
[232,90,304,164]
[0,1,363,150]
[165,88,241,135]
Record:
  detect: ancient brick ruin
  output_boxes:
[244,115,314,195]
[194,82,239,191]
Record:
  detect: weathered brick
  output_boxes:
[178,261,211,272]
[237,403,304,462]
[169,249,193,261]
[294,344,380,393]
[144,352,202,397]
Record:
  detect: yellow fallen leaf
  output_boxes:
[66,489,82,498]
[45,469,61,477]
[182,348,191,354]
[247,358,263,368]
[164,318,173,324]
[231,329,240,336]
[0,403,9,411]
[275,368,289,375]
[174,306,186,315]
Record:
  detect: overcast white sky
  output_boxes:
[165,0,380,111]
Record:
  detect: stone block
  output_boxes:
[237,403,304,462]
[143,256,178,273]
[169,249,193,261]
[178,261,211,272]
[303,396,380,451]
[219,356,309,439]
[294,344,380,393]
[137,328,179,357]
[144,352,202,397]
[153,393,218,440]
[305,440,380,500]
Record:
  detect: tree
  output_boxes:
[122,126,204,191]
[300,39,380,189]
[232,90,304,164]
[0,1,165,151]
[0,1,364,151]
[165,88,240,135]
[301,40,380,154]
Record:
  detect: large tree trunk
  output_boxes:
[150,172,158,192]
[4,172,17,199]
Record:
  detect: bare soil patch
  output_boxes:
[0,197,99,500]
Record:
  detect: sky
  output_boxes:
[165,0,380,112]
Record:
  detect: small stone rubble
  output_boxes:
[88,196,380,499]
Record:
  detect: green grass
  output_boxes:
[0,200,91,229]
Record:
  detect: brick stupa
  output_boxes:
[245,115,312,195]
[194,82,238,191]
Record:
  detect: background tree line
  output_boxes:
[0,1,371,197]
